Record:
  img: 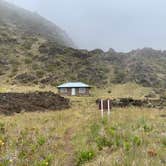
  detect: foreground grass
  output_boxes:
[0,97,165,166]
[84,108,166,166]
[0,83,165,165]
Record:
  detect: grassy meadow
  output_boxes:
[0,83,165,166]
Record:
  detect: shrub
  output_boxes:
[161,137,166,147]
[24,58,32,64]
[76,149,95,166]
[37,136,46,146]
[108,90,112,94]
[45,65,55,72]
[0,159,11,166]
[0,122,5,134]
[132,136,141,146]
[23,41,33,49]
[143,124,153,132]
[107,127,116,136]
[35,154,53,166]
[32,64,40,70]
[36,70,45,78]
[123,141,131,151]
[96,136,113,150]
[12,66,18,73]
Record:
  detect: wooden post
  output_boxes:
[101,99,104,118]
[107,99,110,115]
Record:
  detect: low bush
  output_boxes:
[34,154,53,166]
[96,136,113,150]
[76,149,95,166]
[161,137,166,147]
[36,70,45,78]
[37,136,46,146]
[24,58,32,64]
[123,141,131,151]
[132,136,142,146]
[0,122,5,134]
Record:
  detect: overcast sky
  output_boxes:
[6,0,166,51]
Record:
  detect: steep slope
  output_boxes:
[0,0,107,86]
[0,0,74,47]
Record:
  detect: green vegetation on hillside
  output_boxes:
[1,28,166,89]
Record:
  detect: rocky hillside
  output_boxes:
[0,1,166,90]
[0,0,74,47]
[104,48,166,88]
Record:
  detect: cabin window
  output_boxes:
[60,88,67,93]
[79,88,86,94]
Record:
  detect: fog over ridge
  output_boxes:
[6,0,166,52]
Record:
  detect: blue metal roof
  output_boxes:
[57,82,90,88]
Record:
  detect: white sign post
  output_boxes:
[107,99,110,115]
[101,99,104,118]
[100,99,111,118]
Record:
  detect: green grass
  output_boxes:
[0,84,165,165]
[93,82,156,99]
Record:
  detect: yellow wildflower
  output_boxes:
[9,159,13,163]
[0,140,4,146]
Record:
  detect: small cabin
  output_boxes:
[57,82,91,96]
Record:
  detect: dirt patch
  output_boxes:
[63,128,75,166]
[0,92,70,115]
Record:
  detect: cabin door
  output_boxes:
[71,88,76,96]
